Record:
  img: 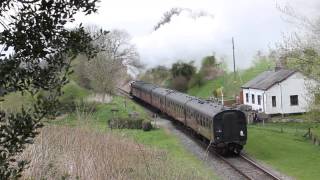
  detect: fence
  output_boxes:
[304,128,320,146]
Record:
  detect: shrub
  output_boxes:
[170,75,189,92]
[59,81,90,113]
[142,120,153,131]
[108,118,144,129]
[188,73,205,88]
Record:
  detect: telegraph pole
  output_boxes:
[232,37,236,81]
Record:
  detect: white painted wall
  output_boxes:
[243,72,317,114]
[243,88,265,112]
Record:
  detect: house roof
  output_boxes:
[241,69,296,90]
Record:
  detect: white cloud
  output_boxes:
[72,0,320,70]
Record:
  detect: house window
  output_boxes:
[257,95,261,105]
[252,94,255,104]
[246,93,249,103]
[272,96,276,107]
[290,95,299,106]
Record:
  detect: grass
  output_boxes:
[21,126,213,179]
[59,80,90,104]
[246,123,320,180]
[48,95,216,179]
[119,128,212,177]
[188,58,274,99]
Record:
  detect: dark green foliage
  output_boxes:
[72,56,92,89]
[142,120,153,131]
[201,55,216,67]
[0,0,100,178]
[199,55,223,81]
[170,75,189,92]
[171,61,196,80]
[140,65,171,85]
[188,72,205,88]
[170,61,196,91]
[108,118,145,129]
[59,82,90,113]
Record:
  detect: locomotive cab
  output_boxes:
[213,110,247,154]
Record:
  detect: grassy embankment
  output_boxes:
[188,58,274,99]
[14,81,214,179]
[49,94,215,179]
[246,122,320,180]
[187,59,320,179]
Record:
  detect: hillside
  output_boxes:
[188,59,275,99]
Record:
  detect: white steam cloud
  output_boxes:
[133,9,220,69]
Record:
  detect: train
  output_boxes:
[130,80,247,155]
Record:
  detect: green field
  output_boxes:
[245,123,320,180]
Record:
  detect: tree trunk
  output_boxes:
[102,93,106,102]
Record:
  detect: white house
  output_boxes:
[241,68,316,115]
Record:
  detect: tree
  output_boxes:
[140,65,170,85]
[0,1,99,178]
[171,61,196,80]
[199,55,224,80]
[73,55,92,89]
[171,75,189,92]
[277,4,320,120]
[170,61,196,91]
[84,28,141,99]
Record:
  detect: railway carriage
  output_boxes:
[130,81,144,99]
[130,81,247,154]
[151,87,173,112]
[131,81,157,105]
[185,100,219,140]
[165,92,192,123]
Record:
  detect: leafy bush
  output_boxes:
[108,118,143,129]
[59,81,90,113]
[170,75,189,92]
[188,73,205,88]
[108,118,153,130]
[142,120,153,131]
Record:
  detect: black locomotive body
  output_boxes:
[130,81,247,154]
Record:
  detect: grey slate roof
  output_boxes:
[241,69,296,90]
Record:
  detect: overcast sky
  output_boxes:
[73,0,320,70]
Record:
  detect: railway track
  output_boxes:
[117,87,132,98]
[117,87,281,180]
[213,152,281,180]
